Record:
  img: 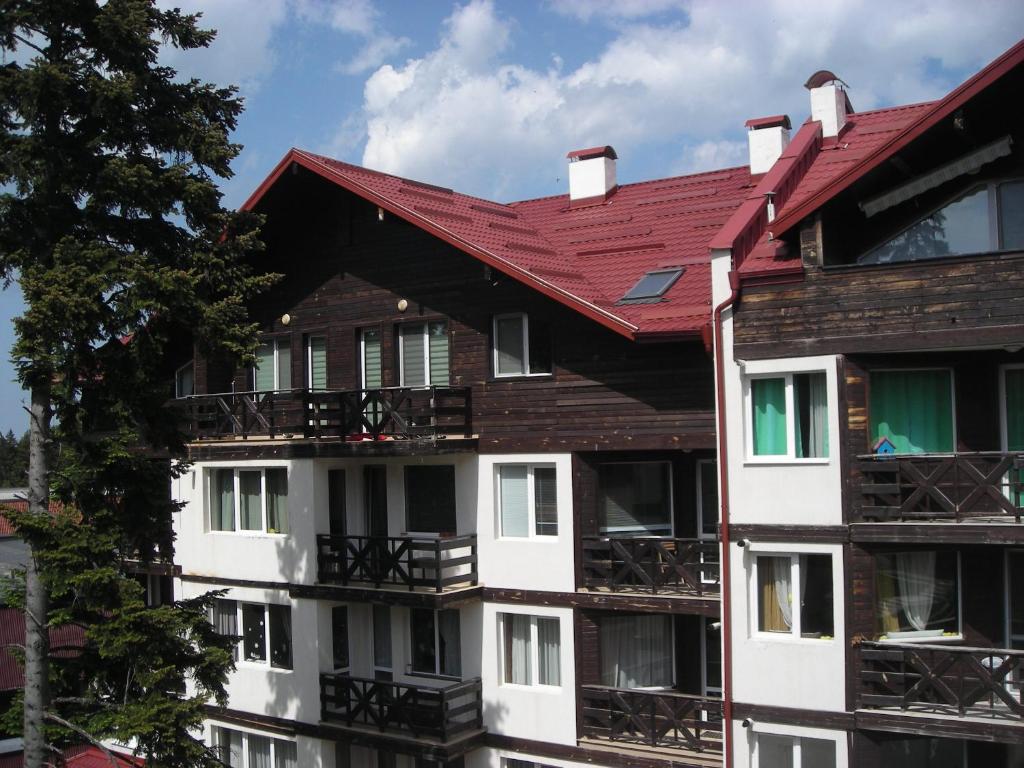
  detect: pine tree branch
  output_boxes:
[11,33,45,56]
[42,712,121,768]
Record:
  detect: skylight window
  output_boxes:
[619,268,684,303]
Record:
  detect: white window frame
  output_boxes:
[598,460,674,535]
[700,616,721,697]
[868,367,957,453]
[750,550,835,642]
[207,467,287,535]
[492,313,550,378]
[876,550,963,643]
[495,464,558,539]
[215,600,292,670]
[744,371,831,464]
[752,730,840,768]
[210,724,297,767]
[398,321,447,387]
[175,360,194,398]
[497,613,562,688]
[251,337,289,391]
[409,607,460,679]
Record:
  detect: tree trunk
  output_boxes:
[23,384,51,768]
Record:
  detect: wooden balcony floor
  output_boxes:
[577,736,723,767]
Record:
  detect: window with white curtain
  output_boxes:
[748,372,829,459]
[755,733,836,768]
[209,467,288,534]
[497,464,557,537]
[755,554,834,640]
[252,338,291,391]
[599,614,673,689]
[876,551,960,639]
[499,613,561,687]
[211,726,297,768]
[212,600,292,669]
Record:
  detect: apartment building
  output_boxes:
[711,40,1024,768]
[171,141,738,767]
[171,37,1024,768]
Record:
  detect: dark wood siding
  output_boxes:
[194,168,715,453]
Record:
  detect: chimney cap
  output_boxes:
[804,70,848,90]
[745,114,792,130]
[567,145,618,161]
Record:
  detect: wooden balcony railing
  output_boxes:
[178,386,472,441]
[580,685,723,753]
[580,537,720,595]
[855,451,1024,522]
[858,642,1024,721]
[321,673,483,741]
[316,534,478,592]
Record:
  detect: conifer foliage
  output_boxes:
[0,2,273,764]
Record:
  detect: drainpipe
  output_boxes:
[713,269,741,768]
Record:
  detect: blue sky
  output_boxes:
[1,0,1022,433]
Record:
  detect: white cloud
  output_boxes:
[676,140,748,175]
[350,0,1024,201]
[549,0,687,22]
[296,0,411,75]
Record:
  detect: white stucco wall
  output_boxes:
[476,453,575,592]
[731,720,850,768]
[468,747,606,768]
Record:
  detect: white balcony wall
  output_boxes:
[476,453,575,592]
[468,748,600,768]
[173,459,319,586]
[731,721,850,768]
[729,542,846,712]
[479,602,577,745]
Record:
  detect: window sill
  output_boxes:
[495,536,561,543]
[236,661,294,673]
[743,457,831,467]
[751,633,836,645]
[876,633,963,644]
[490,373,554,381]
[498,682,563,693]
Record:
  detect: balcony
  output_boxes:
[316,534,478,593]
[580,537,720,596]
[179,386,472,442]
[855,452,1024,523]
[320,674,483,743]
[580,685,723,755]
[858,641,1024,722]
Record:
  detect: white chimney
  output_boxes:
[805,70,851,138]
[745,115,791,175]
[567,146,617,204]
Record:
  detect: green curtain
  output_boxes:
[266,468,288,534]
[1005,369,1024,505]
[752,378,787,455]
[239,471,262,530]
[212,469,235,531]
[870,370,953,453]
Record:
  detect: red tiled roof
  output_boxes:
[0,499,65,537]
[0,607,85,691]
[0,746,142,768]
[244,149,752,339]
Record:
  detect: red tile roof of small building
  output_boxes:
[0,607,85,692]
[244,149,752,339]
[0,745,142,768]
[0,499,65,537]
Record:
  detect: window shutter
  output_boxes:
[428,321,449,385]
[499,466,529,537]
[402,325,426,387]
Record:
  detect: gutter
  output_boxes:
[713,269,741,768]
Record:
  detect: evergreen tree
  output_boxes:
[0,2,275,764]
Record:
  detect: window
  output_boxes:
[332,606,349,671]
[361,328,383,389]
[175,361,194,398]
[755,734,836,768]
[859,179,1024,265]
[503,760,558,768]
[372,604,392,679]
[410,607,461,677]
[405,465,456,534]
[755,554,834,639]
[697,459,718,540]
[209,467,288,534]
[620,267,684,302]
[493,313,552,377]
[213,600,292,669]
[877,551,960,639]
[211,726,297,768]
[499,613,561,686]
[869,369,954,454]
[497,465,557,537]
[306,334,327,390]
[749,373,829,459]
[1008,551,1024,651]
[598,462,672,535]
[1001,366,1024,505]
[252,337,291,391]
[600,614,673,688]
[400,321,449,387]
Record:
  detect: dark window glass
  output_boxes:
[801,555,834,638]
[268,604,292,669]
[999,181,1024,250]
[699,460,718,538]
[242,603,266,662]
[621,268,683,301]
[528,317,552,373]
[332,606,349,670]
[406,465,456,533]
[328,469,346,536]
[598,462,672,534]
[534,467,558,536]
[410,607,436,674]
